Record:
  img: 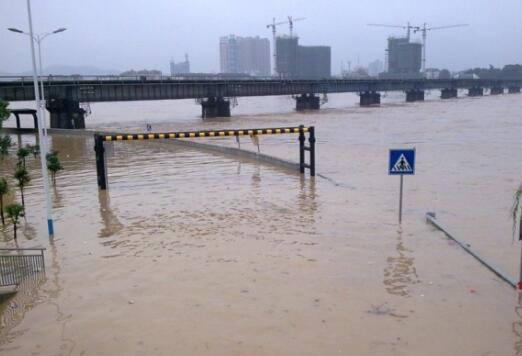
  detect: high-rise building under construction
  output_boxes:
[219,35,271,76]
[275,36,299,78]
[276,36,331,79]
[170,54,190,75]
[384,37,422,77]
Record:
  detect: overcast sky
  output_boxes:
[1,0,521,75]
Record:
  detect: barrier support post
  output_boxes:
[299,125,305,174]
[94,135,107,190]
[519,241,522,290]
[309,126,316,177]
[519,218,522,290]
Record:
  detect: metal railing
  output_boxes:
[0,248,46,287]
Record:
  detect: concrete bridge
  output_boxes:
[1,76,521,129]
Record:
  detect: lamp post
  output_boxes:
[7,27,66,140]
[12,0,55,236]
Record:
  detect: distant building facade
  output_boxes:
[368,59,384,77]
[120,69,162,78]
[424,68,440,79]
[220,36,240,73]
[276,36,331,79]
[170,54,190,75]
[219,35,270,76]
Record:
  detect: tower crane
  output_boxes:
[412,23,468,72]
[367,23,415,41]
[287,16,306,38]
[368,22,469,73]
[267,18,289,75]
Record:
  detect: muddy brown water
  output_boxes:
[1,91,522,355]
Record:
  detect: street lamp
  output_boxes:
[7,26,67,121]
[10,0,59,237]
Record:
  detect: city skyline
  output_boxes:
[1,0,521,75]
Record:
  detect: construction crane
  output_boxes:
[368,22,469,73]
[367,23,415,41]
[412,23,469,72]
[267,18,289,75]
[266,16,305,76]
[287,16,306,38]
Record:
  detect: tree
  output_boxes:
[0,99,9,128]
[0,135,11,155]
[439,69,452,79]
[502,64,522,80]
[5,203,24,240]
[47,154,63,185]
[16,147,30,168]
[0,178,7,225]
[0,99,11,156]
[26,144,40,158]
[14,167,30,208]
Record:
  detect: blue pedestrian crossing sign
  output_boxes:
[389,149,415,175]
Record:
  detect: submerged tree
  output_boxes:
[5,203,24,240]
[0,178,7,225]
[16,147,30,168]
[14,167,30,208]
[26,144,40,158]
[47,153,63,186]
[0,135,11,155]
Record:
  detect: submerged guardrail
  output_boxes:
[0,248,46,288]
[94,125,315,190]
[425,212,517,289]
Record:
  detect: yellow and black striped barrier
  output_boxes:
[101,126,309,142]
[94,125,315,190]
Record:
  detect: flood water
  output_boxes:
[1,91,522,355]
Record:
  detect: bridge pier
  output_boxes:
[10,109,38,130]
[490,87,504,95]
[201,97,230,119]
[359,91,380,106]
[468,87,484,97]
[295,94,320,111]
[441,88,458,99]
[406,90,425,102]
[46,98,86,129]
[509,86,521,94]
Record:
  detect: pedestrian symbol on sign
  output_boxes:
[391,154,413,174]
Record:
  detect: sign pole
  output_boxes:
[389,148,415,226]
[399,174,404,224]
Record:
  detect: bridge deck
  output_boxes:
[1,77,520,102]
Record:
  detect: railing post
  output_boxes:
[40,248,45,271]
[94,135,107,190]
[299,125,305,174]
[308,126,316,177]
